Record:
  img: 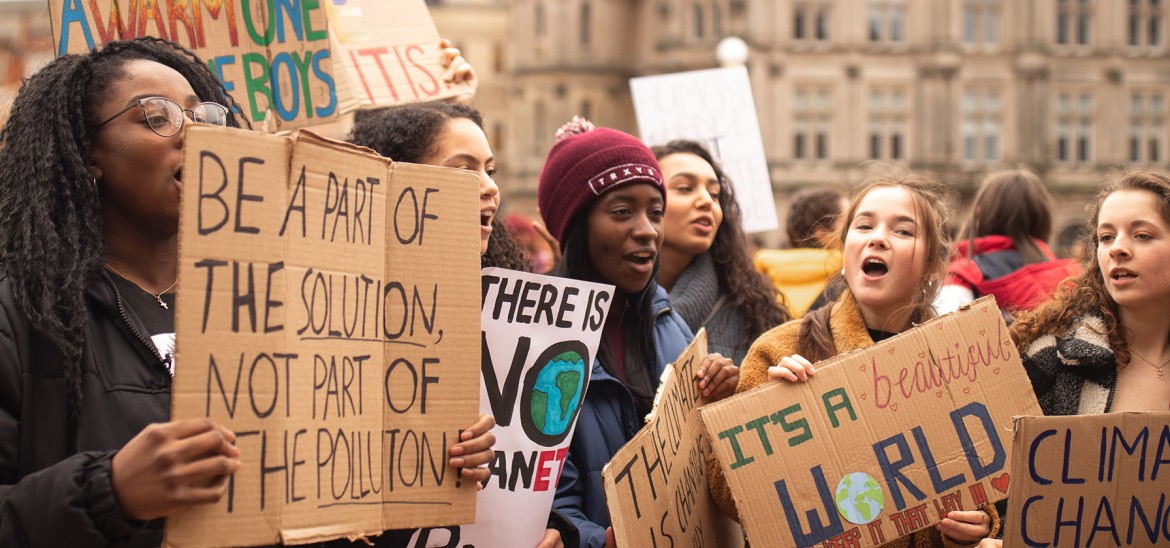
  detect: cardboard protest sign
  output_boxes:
[701,297,1042,548]
[630,66,779,234]
[326,0,474,113]
[1004,413,1170,547]
[403,268,614,547]
[603,330,746,548]
[166,125,481,547]
[49,0,338,130]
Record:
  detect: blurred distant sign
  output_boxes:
[631,66,779,234]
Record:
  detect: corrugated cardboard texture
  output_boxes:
[603,330,746,548]
[701,297,1042,547]
[327,0,473,112]
[166,125,480,547]
[1005,412,1170,546]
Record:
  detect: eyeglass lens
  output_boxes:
[141,98,229,137]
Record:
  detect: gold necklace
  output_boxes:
[1130,349,1168,382]
[105,264,178,310]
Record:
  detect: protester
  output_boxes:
[539,119,738,548]
[754,187,847,317]
[708,171,1000,546]
[935,169,1079,314]
[349,101,581,548]
[652,140,789,363]
[0,38,495,546]
[1012,170,1170,415]
[348,102,531,271]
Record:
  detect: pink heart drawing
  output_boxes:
[887,348,896,355]
[859,363,867,372]
[890,403,899,412]
[918,351,926,358]
[979,329,986,336]
[993,367,1002,375]
[963,386,971,395]
[860,393,868,400]
[936,390,944,398]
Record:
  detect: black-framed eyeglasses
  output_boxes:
[95,96,229,137]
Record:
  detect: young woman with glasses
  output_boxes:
[0,38,496,546]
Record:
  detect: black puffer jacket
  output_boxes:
[0,270,579,548]
[0,270,171,546]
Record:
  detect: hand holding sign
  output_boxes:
[112,418,242,521]
[696,352,739,400]
[767,353,817,383]
[448,414,496,483]
[439,39,477,105]
[937,509,992,544]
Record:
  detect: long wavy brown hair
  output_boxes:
[796,170,954,362]
[1011,170,1170,366]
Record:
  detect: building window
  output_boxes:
[533,101,546,155]
[795,88,832,161]
[962,90,1002,164]
[1128,0,1163,47]
[1130,92,1164,163]
[493,122,505,155]
[868,0,906,43]
[1056,92,1094,164]
[963,0,1000,45]
[869,88,908,161]
[580,2,591,46]
[580,100,593,123]
[694,2,705,39]
[794,0,830,42]
[535,3,546,38]
[1057,0,1092,45]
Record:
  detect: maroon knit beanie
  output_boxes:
[537,118,665,247]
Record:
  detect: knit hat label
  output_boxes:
[588,163,660,195]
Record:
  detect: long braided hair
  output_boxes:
[0,37,243,416]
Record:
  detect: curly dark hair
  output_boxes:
[1011,170,1170,368]
[652,140,790,347]
[0,37,244,416]
[348,102,531,271]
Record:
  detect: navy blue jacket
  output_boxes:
[552,286,693,548]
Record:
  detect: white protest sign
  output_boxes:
[630,66,779,234]
[407,268,614,547]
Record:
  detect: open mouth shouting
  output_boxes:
[480,207,496,238]
[625,248,657,274]
[861,257,889,280]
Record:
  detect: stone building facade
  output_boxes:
[439,0,1170,243]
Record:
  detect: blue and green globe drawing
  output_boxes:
[835,472,885,525]
[528,350,586,438]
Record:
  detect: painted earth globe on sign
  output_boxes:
[835,472,885,525]
[529,350,586,437]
